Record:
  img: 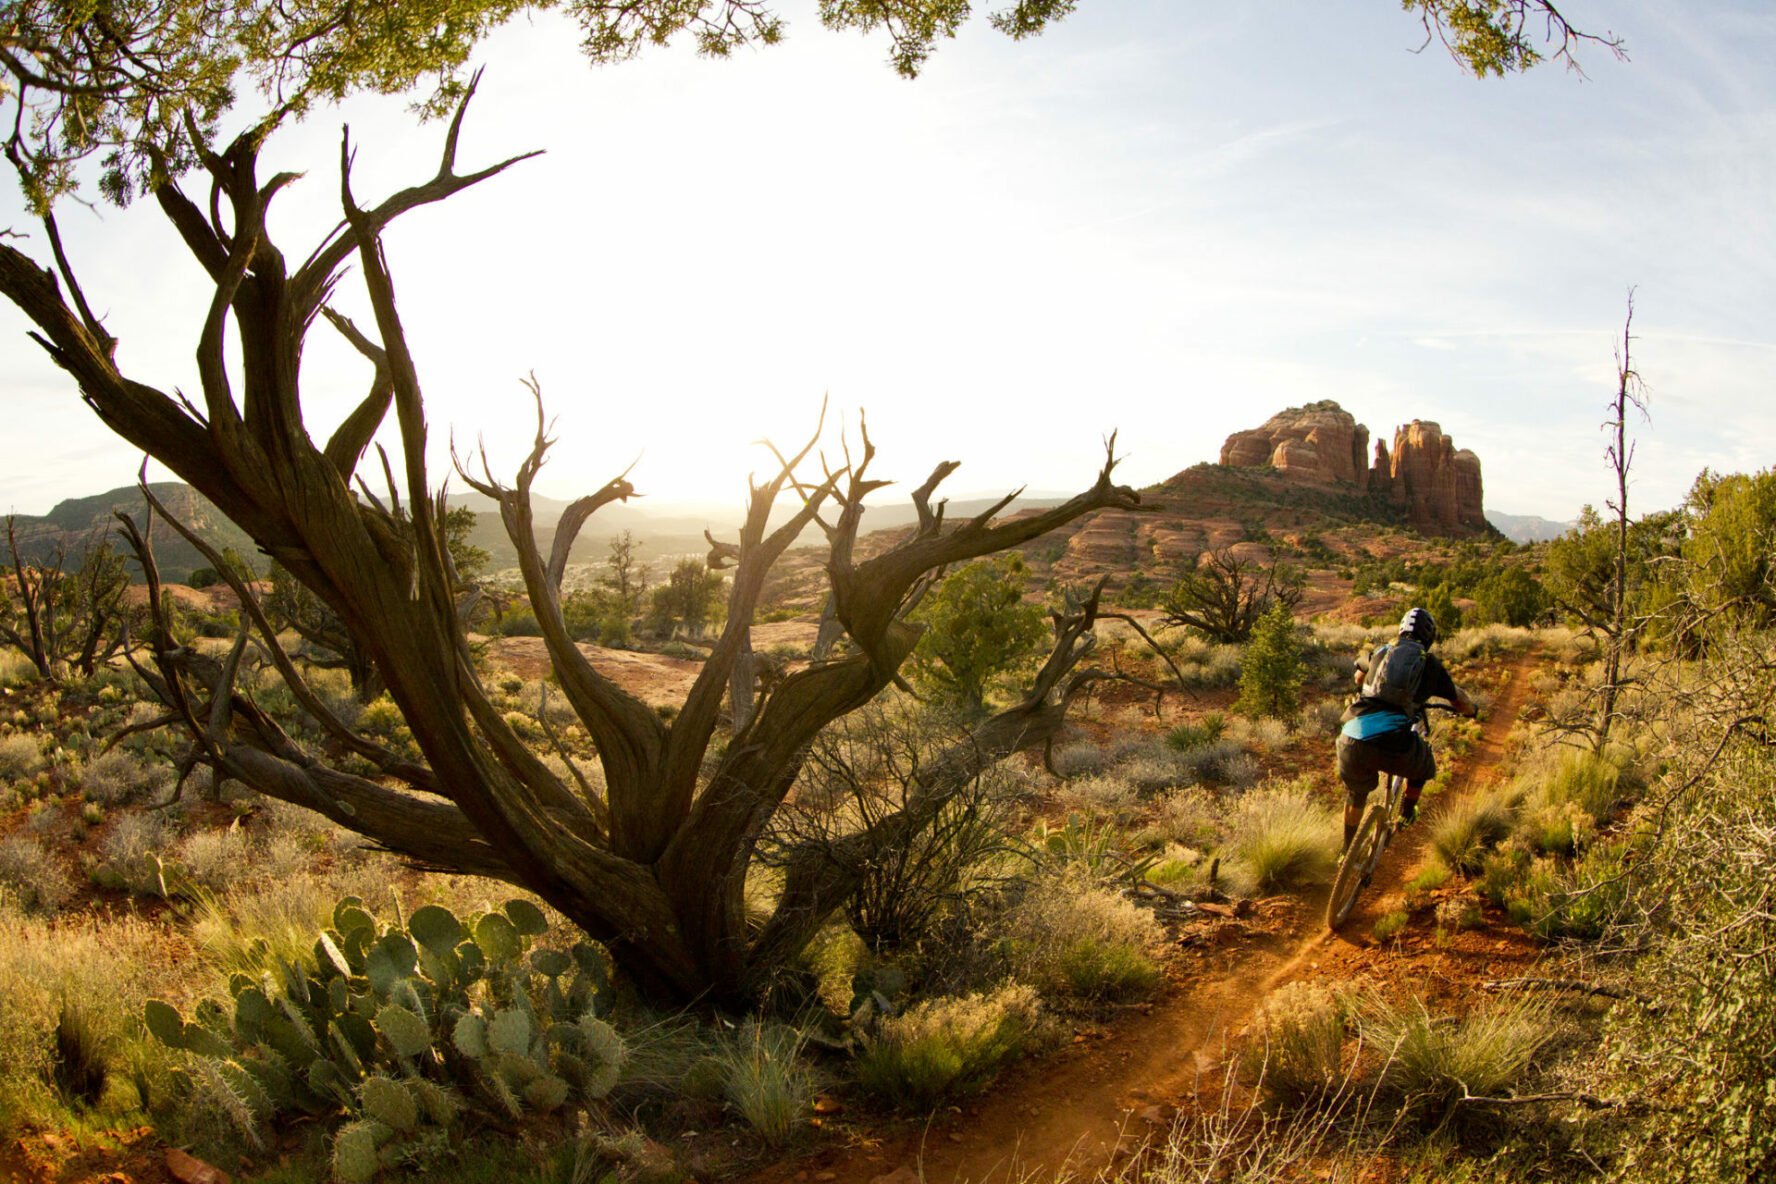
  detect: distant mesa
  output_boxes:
[1217,400,1486,536]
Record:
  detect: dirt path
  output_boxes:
[770,650,1541,1184]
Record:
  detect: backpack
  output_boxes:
[1361,639,1426,711]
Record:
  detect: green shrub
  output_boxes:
[1165,712,1226,752]
[1236,602,1302,719]
[0,834,74,914]
[854,984,1041,1108]
[1372,910,1409,942]
[0,733,44,782]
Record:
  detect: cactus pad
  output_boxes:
[473,913,521,963]
[488,1008,531,1056]
[374,1003,431,1059]
[358,1075,419,1132]
[332,1118,394,1184]
[452,1012,489,1058]
[408,905,464,954]
[523,1074,571,1112]
[503,899,549,936]
[144,1000,186,1049]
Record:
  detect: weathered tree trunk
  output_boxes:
[0,87,1140,1005]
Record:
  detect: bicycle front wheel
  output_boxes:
[1327,802,1390,930]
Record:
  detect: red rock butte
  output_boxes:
[1218,400,1486,536]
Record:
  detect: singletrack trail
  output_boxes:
[766,649,1541,1184]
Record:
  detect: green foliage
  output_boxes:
[715,1021,811,1147]
[142,895,623,1175]
[1371,910,1409,942]
[1401,1,1619,79]
[908,554,1048,713]
[1543,504,1681,629]
[646,558,726,638]
[854,984,1041,1108]
[442,508,490,583]
[1420,583,1461,634]
[1236,602,1302,719]
[1165,712,1226,752]
[1468,565,1548,627]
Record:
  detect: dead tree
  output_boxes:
[0,517,129,681]
[1160,546,1304,643]
[0,86,1138,1004]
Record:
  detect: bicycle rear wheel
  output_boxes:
[1327,801,1390,929]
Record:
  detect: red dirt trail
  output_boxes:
[762,650,1541,1184]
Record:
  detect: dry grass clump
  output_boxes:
[1247,717,1292,750]
[100,812,172,896]
[1058,772,1140,816]
[1429,787,1519,873]
[0,649,37,688]
[1242,982,1350,1108]
[0,892,176,1126]
[1361,992,1551,1113]
[1224,782,1339,893]
[1175,738,1256,788]
[1144,787,1221,849]
[853,983,1042,1107]
[1007,868,1162,1000]
[80,749,170,805]
[1439,623,1534,662]
[715,1021,811,1147]
[176,825,254,892]
[0,733,45,782]
[0,834,74,914]
[1052,741,1110,779]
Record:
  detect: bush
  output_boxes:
[1242,983,1348,1108]
[1050,742,1109,778]
[1007,869,1161,1000]
[80,749,169,806]
[1145,787,1220,850]
[854,984,1042,1108]
[0,734,44,782]
[1166,712,1226,752]
[1236,602,1302,720]
[1225,783,1339,893]
[0,834,74,914]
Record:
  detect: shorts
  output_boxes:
[1335,731,1436,810]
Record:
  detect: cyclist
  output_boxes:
[1336,607,1477,851]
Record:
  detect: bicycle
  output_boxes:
[1326,701,1459,930]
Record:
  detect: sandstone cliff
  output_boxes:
[1218,402,1485,536]
[1218,400,1371,489]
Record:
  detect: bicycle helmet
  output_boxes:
[1399,607,1437,646]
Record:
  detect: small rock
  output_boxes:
[870,1168,922,1184]
[1233,898,1257,918]
[1140,1105,1166,1125]
[813,1094,844,1115]
[816,1173,838,1182]
[166,1148,232,1184]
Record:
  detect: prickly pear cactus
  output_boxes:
[142,893,621,1181]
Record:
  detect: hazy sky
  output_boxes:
[2,0,1772,523]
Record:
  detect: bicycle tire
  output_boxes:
[1327,801,1391,929]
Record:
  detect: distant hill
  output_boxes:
[4,483,256,584]
[1486,510,1572,544]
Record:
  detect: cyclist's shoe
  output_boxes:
[1398,802,1419,826]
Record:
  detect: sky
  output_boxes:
[2,0,1773,525]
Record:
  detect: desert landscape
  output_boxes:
[2,4,1772,1184]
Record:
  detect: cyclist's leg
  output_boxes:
[1335,734,1381,850]
[1397,735,1439,822]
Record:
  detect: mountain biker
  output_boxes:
[1335,607,1478,851]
